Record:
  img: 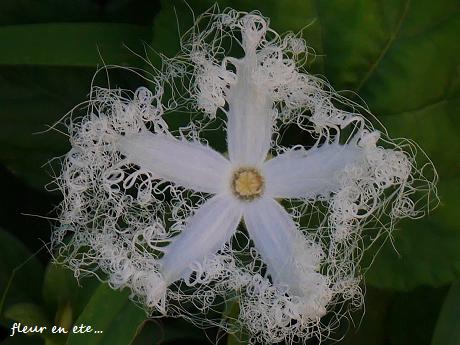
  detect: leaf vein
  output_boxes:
[355,0,411,92]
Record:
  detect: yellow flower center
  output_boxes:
[231,167,264,200]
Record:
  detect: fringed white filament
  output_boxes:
[53,8,437,345]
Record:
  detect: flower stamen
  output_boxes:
[231,167,264,200]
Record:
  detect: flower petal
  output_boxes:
[263,143,364,199]
[226,59,273,166]
[160,194,242,283]
[117,131,230,193]
[244,197,331,317]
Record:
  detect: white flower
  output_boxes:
[52,9,437,344]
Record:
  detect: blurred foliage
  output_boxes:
[0,0,459,344]
[431,279,460,345]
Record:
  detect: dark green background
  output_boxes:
[0,0,459,344]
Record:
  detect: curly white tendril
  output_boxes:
[51,7,437,344]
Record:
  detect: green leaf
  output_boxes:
[0,335,44,345]
[41,262,99,345]
[2,302,63,344]
[431,279,460,345]
[0,0,160,26]
[223,300,249,345]
[4,303,50,327]
[132,318,208,345]
[227,332,249,345]
[316,0,460,109]
[0,228,44,317]
[327,287,393,345]
[0,23,151,67]
[65,284,146,345]
[42,264,99,320]
[365,178,460,290]
[42,265,78,312]
[388,286,447,345]
[329,286,446,345]
[0,66,90,188]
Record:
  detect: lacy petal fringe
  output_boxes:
[51,7,438,344]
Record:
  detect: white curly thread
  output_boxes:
[51,6,437,344]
